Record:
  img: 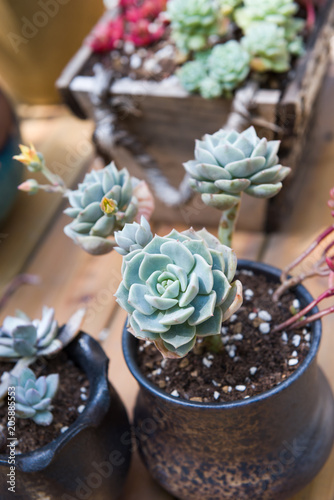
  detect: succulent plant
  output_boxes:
[167,0,220,54]
[0,307,85,360]
[115,223,242,358]
[241,22,290,73]
[177,60,207,93]
[9,368,59,426]
[218,0,243,16]
[183,126,291,245]
[115,216,153,255]
[199,76,223,99]
[234,0,299,31]
[64,162,154,255]
[207,41,251,95]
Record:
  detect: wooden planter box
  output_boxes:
[57,1,334,232]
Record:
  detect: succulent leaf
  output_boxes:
[9,368,59,426]
[116,226,243,358]
[185,126,291,210]
[64,162,154,255]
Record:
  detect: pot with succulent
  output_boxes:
[0,306,132,500]
[114,127,334,499]
[14,127,334,498]
[57,0,334,231]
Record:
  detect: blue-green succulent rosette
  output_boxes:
[115,223,242,358]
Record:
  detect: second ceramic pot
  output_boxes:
[0,332,132,500]
[123,260,334,500]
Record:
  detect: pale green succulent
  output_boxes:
[116,224,242,358]
[177,60,207,93]
[115,216,153,256]
[0,307,85,360]
[9,367,59,426]
[207,41,250,94]
[184,126,291,245]
[199,76,223,99]
[167,0,220,54]
[234,0,299,31]
[64,162,142,255]
[241,22,290,73]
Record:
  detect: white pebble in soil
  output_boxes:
[292,334,301,347]
[268,288,274,295]
[80,387,87,393]
[222,335,230,345]
[221,326,228,334]
[248,312,257,321]
[244,395,250,399]
[214,391,220,400]
[130,54,142,69]
[212,380,220,387]
[123,41,135,54]
[281,332,288,343]
[304,333,311,342]
[244,289,254,300]
[60,426,69,434]
[207,354,214,360]
[171,390,179,398]
[288,358,299,367]
[233,334,243,341]
[259,323,270,334]
[225,345,236,358]
[229,314,238,323]
[292,299,300,310]
[161,359,168,369]
[249,366,258,376]
[203,357,213,368]
[291,351,298,357]
[258,310,272,322]
[80,393,88,401]
[77,405,85,414]
[152,368,162,376]
[235,385,246,392]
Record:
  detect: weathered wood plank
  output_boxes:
[0,115,94,295]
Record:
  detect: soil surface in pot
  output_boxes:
[137,269,311,403]
[0,351,90,454]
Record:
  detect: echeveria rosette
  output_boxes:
[167,0,220,54]
[64,162,154,255]
[234,0,299,31]
[9,368,59,426]
[207,41,251,96]
[115,227,242,359]
[184,126,291,245]
[177,60,206,94]
[241,22,290,73]
[115,216,153,255]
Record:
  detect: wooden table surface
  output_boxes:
[1,65,334,499]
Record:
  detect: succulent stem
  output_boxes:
[218,201,241,247]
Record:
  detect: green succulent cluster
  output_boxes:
[184,126,291,244]
[0,307,60,359]
[167,0,222,54]
[115,216,153,255]
[218,0,243,16]
[10,368,59,426]
[178,41,250,99]
[116,223,242,358]
[235,0,305,56]
[64,162,141,255]
[241,22,290,73]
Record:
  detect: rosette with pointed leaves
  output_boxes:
[167,0,220,54]
[234,0,299,31]
[115,216,153,255]
[64,162,153,255]
[9,368,59,426]
[116,226,242,358]
[241,22,290,73]
[177,60,207,93]
[207,41,250,95]
[0,307,85,360]
[184,126,291,209]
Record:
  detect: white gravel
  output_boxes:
[235,385,246,392]
[171,390,179,397]
[259,323,270,334]
[258,310,272,322]
[288,358,299,367]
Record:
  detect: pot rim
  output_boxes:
[0,332,110,472]
[123,259,322,411]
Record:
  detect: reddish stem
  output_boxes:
[305,1,316,29]
[272,288,334,333]
[292,305,334,330]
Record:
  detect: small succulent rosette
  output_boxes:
[184,126,291,211]
[64,162,154,255]
[115,221,242,358]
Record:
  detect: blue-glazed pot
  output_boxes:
[123,260,334,500]
[0,90,22,225]
[0,332,132,500]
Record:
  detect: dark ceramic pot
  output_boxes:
[0,90,22,225]
[0,332,132,500]
[123,260,334,500]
